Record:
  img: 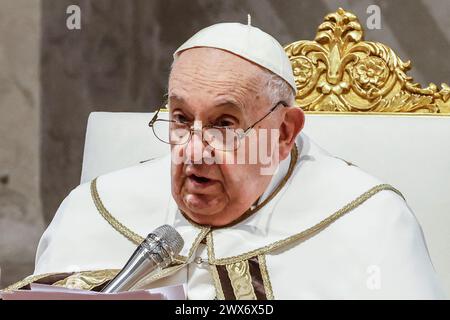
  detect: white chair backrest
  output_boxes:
[81,111,450,295]
[81,112,170,184]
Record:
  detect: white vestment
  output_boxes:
[31,134,446,299]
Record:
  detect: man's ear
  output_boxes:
[278,107,305,160]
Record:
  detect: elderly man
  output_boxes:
[5,23,445,299]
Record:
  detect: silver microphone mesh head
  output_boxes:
[149,224,184,256]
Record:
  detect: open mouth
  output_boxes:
[189,174,211,184]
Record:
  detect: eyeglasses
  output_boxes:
[148,101,288,151]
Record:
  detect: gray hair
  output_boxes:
[260,68,296,107]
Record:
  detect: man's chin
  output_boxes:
[180,193,227,223]
[183,193,224,214]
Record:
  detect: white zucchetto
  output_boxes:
[173,22,297,93]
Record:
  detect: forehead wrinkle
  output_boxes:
[170,66,263,106]
[171,54,264,91]
[170,50,269,118]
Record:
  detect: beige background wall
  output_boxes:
[0,0,43,288]
[0,0,449,288]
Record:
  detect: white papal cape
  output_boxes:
[9,134,446,299]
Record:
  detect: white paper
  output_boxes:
[1,283,186,300]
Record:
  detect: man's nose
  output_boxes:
[184,122,213,164]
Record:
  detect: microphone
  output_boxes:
[101,224,184,293]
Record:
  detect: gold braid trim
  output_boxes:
[206,231,216,266]
[209,264,225,300]
[4,270,119,292]
[5,210,211,292]
[2,273,58,292]
[91,178,145,245]
[90,145,298,264]
[186,226,211,261]
[258,255,274,300]
[90,178,210,264]
[209,184,404,265]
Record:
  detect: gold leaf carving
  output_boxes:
[284,8,450,114]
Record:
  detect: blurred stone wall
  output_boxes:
[0,0,449,287]
[0,0,43,288]
[41,0,450,230]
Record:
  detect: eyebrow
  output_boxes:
[167,93,185,104]
[168,93,244,112]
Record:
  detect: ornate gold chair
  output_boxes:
[79,9,450,295]
[285,8,449,114]
[284,8,450,295]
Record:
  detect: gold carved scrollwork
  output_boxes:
[285,8,450,114]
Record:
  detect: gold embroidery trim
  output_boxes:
[53,269,119,291]
[90,178,210,264]
[258,255,274,300]
[4,270,121,292]
[226,260,257,300]
[209,184,404,265]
